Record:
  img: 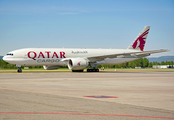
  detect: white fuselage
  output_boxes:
[3,48,148,66]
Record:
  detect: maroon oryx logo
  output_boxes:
[132,29,149,51]
[77,61,81,66]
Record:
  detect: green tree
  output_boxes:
[148,62,153,67]
[143,58,149,67]
[161,61,165,65]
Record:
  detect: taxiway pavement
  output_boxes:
[0,72,174,120]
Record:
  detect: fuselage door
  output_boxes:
[24,53,28,59]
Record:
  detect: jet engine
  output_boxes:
[68,58,89,70]
[43,65,60,70]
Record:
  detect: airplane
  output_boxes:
[3,26,169,73]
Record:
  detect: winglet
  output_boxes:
[127,26,150,51]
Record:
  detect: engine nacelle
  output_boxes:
[68,58,89,70]
[43,65,60,70]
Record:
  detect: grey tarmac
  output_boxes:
[0,72,174,120]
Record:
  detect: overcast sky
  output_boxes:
[0,0,173,57]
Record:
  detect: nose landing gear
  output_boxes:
[16,65,22,73]
[17,67,22,73]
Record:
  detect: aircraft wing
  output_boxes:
[86,49,170,62]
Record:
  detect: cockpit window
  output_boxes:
[7,53,13,56]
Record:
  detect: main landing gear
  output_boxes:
[72,70,84,72]
[87,69,99,72]
[71,63,99,72]
[87,63,99,72]
[72,69,99,72]
[16,65,22,73]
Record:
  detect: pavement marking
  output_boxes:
[84,95,118,98]
[0,90,174,92]
[0,112,174,119]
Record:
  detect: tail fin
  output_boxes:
[127,26,150,51]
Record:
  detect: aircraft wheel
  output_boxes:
[72,70,83,72]
[87,69,99,72]
[17,69,22,73]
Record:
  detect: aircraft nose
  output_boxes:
[2,56,11,63]
[2,56,7,62]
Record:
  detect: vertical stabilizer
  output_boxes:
[127,26,150,51]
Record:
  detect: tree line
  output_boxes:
[0,58,173,69]
[96,58,174,68]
